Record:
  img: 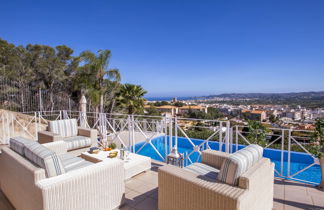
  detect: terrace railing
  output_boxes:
[234,125,318,184]
[0,109,320,185]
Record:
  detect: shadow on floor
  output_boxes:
[274,198,323,210]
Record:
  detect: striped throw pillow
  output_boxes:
[49,119,78,137]
[218,144,263,185]
[24,142,65,177]
[9,136,34,156]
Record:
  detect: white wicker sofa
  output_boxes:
[0,137,125,210]
[38,119,97,156]
[158,144,274,210]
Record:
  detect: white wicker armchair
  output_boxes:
[38,119,98,156]
[158,148,274,210]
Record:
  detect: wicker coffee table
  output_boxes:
[81,150,151,180]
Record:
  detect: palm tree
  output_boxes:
[116,84,147,114]
[78,50,121,113]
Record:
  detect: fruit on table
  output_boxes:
[108,151,118,158]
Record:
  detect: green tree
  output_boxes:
[154,101,170,106]
[26,44,75,111]
[269,114,279,123]
[78,50,121,113]
[246,120,268,146]
[174,101,185,107]
[310,119,324,158]
[145,105,161,116]
[116,84,147,114]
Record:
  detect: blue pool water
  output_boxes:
[135,136,322,184]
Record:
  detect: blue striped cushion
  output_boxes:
[63,136,92,150]
[49,119,78,137]
[218,144,263,185]
[24,142,65,177]
[60,154,93,172]
[9,137,34,156]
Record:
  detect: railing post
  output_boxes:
[169,117,173,156]
[132,115,135,152]
[287,129,292,177]
[35,112,38,141]
[219,122,223,151]
[230,126,233,153]
[175,116,178,150]
[127,115,131,150]
[164,116,167,158]
[280,129,285,176]
[235,125,239,152]
[225,121,230,153]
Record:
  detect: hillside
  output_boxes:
[198,91,324,108]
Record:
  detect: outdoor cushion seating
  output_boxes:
[9,136,35,155]
[38,119,98,155]
[218,144,263,185]
[59,153,93,172]
[184,162,219,180]
[64,136,92,150]
[0,136,125,210]
[24,141,66,177]
[158,144,274,210]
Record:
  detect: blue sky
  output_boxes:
[1,0,324,97]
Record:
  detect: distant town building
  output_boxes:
[241,110,267,121]
[145,104,208,117]
[178,105,208,114]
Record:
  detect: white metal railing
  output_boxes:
[234,125,318,184]
[0,109,320,184]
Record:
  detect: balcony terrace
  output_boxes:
[0,158,323,210]
[0,110,324,210]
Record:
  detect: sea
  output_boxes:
[145,96,194,101]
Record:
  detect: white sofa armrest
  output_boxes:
[36,159,125,210]
[42,141,68,155]
[78,127,98,145]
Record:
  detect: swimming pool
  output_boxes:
[135,136,322,184]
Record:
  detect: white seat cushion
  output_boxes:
[184,162,219,180]
[59,153,93,172]
[63,136,92,150]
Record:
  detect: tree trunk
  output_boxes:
[319,157,324,190]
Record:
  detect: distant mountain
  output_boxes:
[202,91,324,100]
[195,91,324,108]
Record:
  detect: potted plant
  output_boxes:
[310,119,324,190]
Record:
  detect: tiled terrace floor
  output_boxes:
[0,157,324,210]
